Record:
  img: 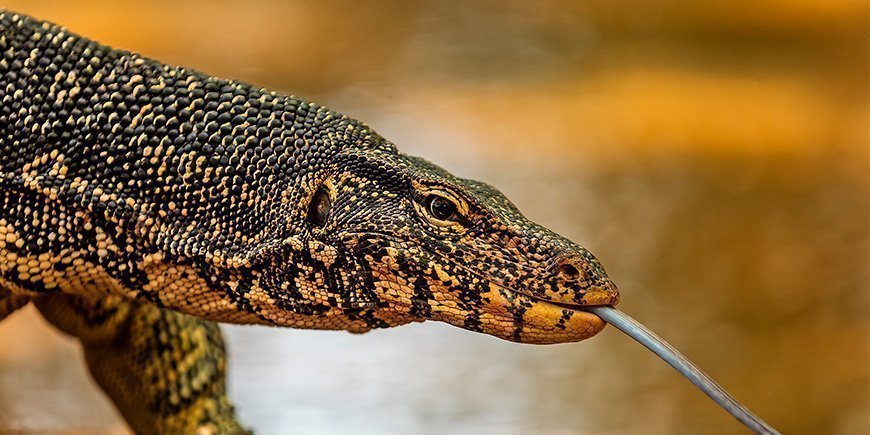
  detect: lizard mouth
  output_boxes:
[495,282,620,314]
[538,298,613,311]
[519,293,616,323]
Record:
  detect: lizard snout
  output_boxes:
[547,252,620,306]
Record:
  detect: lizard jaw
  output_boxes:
[464,282,610,344]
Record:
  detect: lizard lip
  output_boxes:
[527,295,617,312]
[546,299,614,310]
[505,282,620,311]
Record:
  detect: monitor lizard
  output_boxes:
[0,10,619,434]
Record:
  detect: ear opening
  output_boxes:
[307,185,331,227]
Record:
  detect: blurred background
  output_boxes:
[0,1,867,434]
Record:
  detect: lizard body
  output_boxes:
[0,11,618,434]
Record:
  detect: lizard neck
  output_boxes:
[0,11,391,329]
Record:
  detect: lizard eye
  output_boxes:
[427,195,458,221]
[308,186,331,227]
[413,185,469,229]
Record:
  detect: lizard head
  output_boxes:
[311,143,618,344]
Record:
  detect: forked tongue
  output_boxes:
[586,306,779,435]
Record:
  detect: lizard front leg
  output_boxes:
[0,286,28,321]
[33,293,249,435]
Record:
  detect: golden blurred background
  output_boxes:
[0,1,867,434]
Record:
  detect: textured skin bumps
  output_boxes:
[35,293,250,434]
[0,10,618,433]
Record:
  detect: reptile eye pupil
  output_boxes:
[428,196,456,221]
[308,187,330,227]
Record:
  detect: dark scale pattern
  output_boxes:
[0,10,618,433]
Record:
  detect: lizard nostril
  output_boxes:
[557,263,581,281]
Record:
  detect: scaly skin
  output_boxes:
[0,10,619,434]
